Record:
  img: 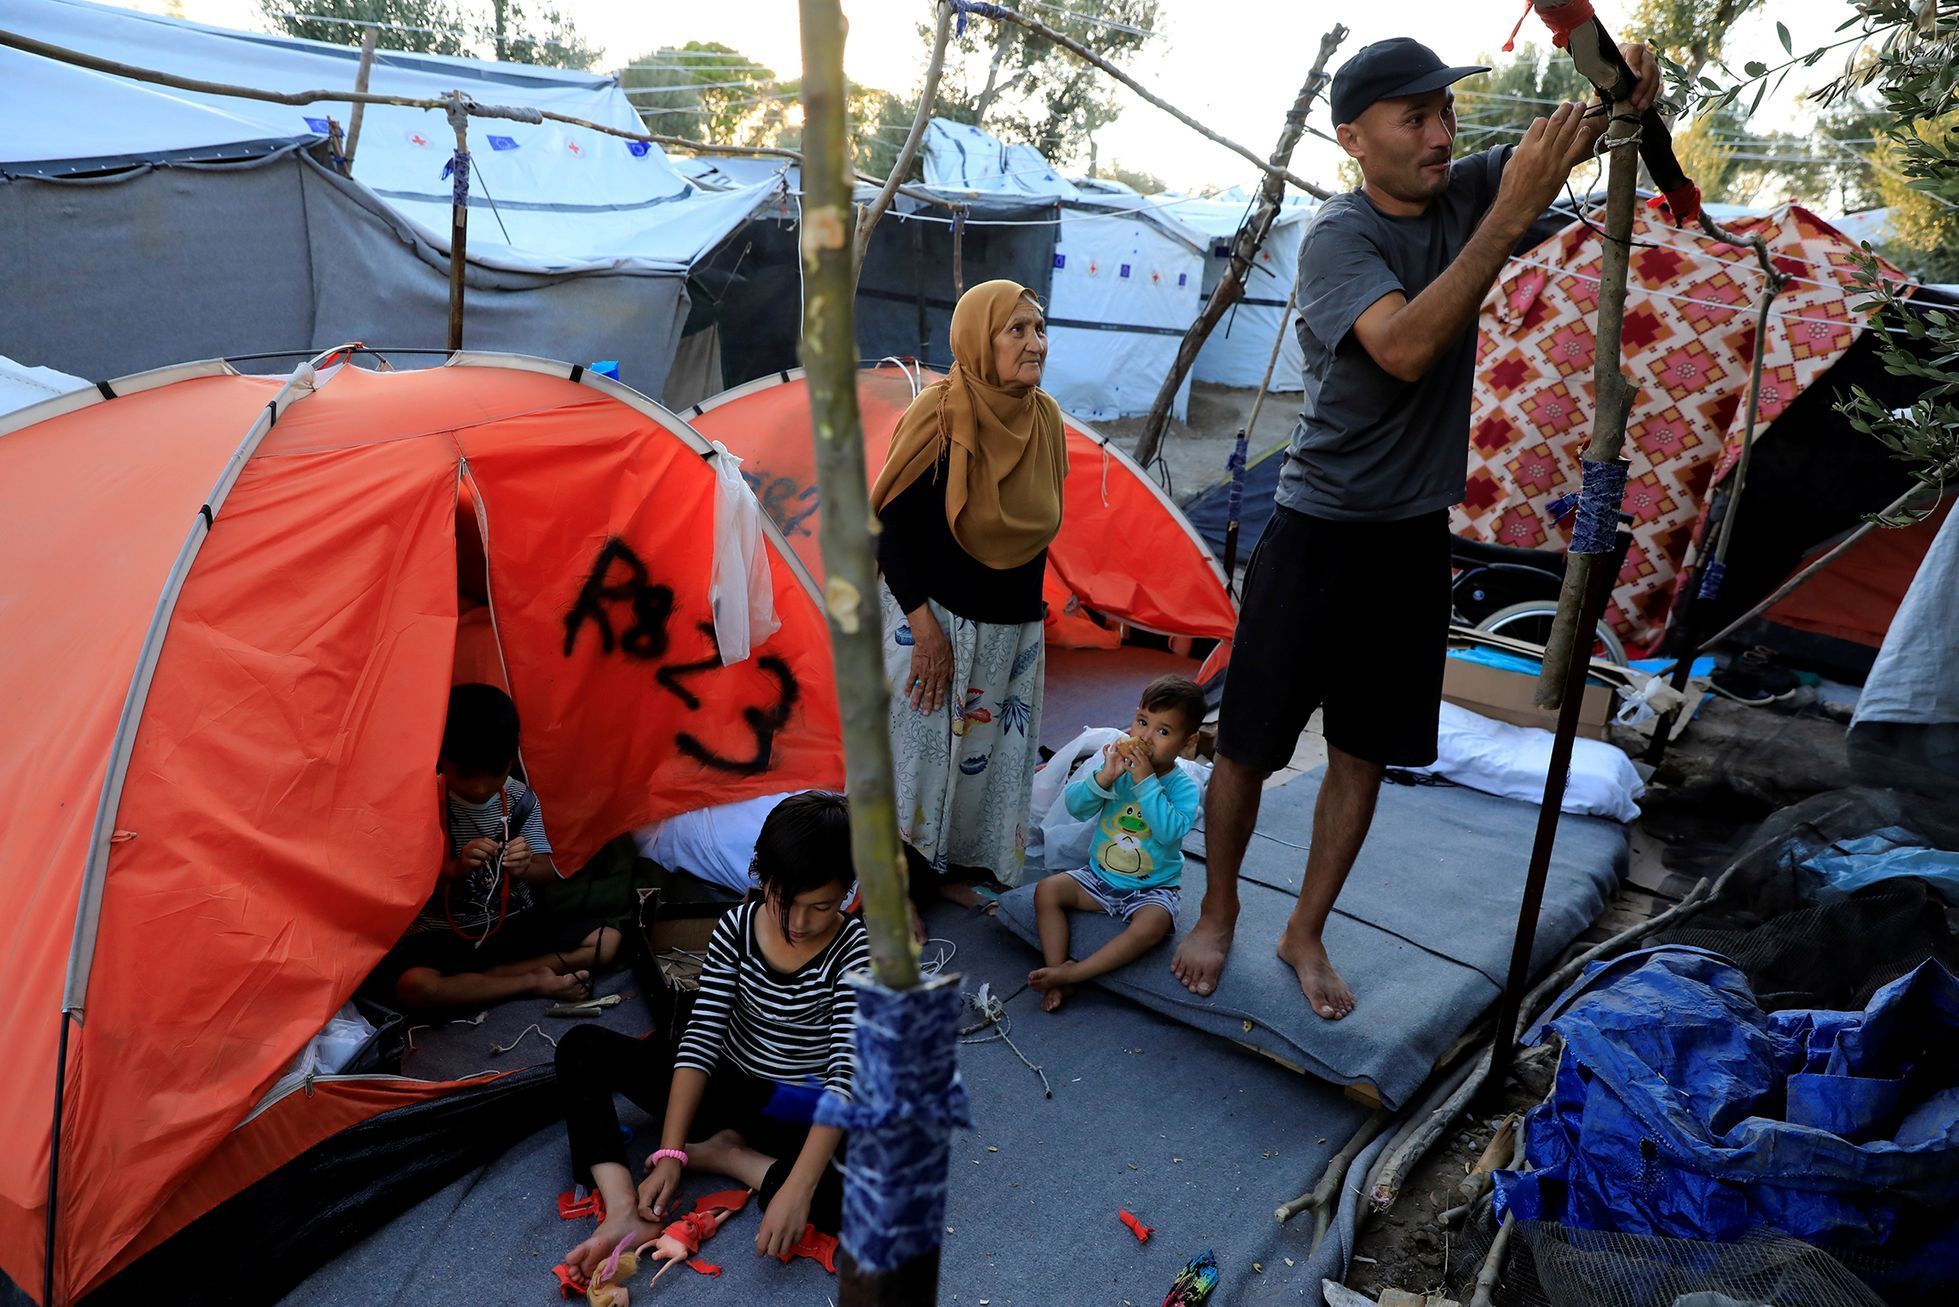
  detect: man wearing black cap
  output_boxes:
[1172,37,1660,1018]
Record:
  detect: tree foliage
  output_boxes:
[930,0,1162,166]
[1451,44,1594,158]
[621,42,782,145]
[258,0,595,69]
[1689,0,1959,511]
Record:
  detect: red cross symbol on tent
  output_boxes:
[406,132,429,148]
[1151,271,1161,284]
[566,139,585,157]
[1088,260,1099,275]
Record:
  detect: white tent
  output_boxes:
[0,0,775,272]
[1166,196,1317,392]
[919,120,1204,421]
[0,354,85,418]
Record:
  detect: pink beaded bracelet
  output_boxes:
[649,1147,688,1168]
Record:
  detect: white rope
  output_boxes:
[958,983,1052,1098]
[491,1022,559,1055]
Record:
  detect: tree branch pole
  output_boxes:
[854,1,952,280]
[1644,254,1787,761]
[1481,105,1643,1118]
[794,1,917,1004]
[952,3,1331,200]
[343,27,378,170]
[799,2,954,1299]
[444,93,470,351]
[1129,25,1346,468]
[1533,105,1642,710]
[1223,277,1301,582]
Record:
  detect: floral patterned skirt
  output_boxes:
[881,584,1044,884]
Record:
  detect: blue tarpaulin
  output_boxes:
[1802,827,1959,906]
[1496,947,1959,1296]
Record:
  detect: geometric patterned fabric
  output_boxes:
[1453,204,1898,653]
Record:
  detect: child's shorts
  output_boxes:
[1061,866,1181,922]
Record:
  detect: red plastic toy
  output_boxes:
[1119,1209,1154,1244]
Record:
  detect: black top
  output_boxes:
[876,458,1047,625]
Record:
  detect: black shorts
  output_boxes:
[1215,505,1451,772]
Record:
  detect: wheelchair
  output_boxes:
[1450,534,1630,666]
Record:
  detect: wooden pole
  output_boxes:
[1130,26,1345,468]
[799,1,949,1298]
[444,93,470,352]
[854,1,953,281]
[343,28,378,171]
[953,3,1331,199]
[1533,104,1641,709]
[1476,524,1628,1114]
[794,0,920,1005]
[951,204,968,301]
[1481,105,1643,1114]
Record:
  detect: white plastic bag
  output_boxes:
[709,442,780,665]
[1026,725,1211,877]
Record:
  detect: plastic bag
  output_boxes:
[709,442,780,665]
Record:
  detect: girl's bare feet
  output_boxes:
[565,1211,661,1281]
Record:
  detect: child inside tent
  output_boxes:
[380,683,621,1011]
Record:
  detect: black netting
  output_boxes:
[1446,1215,1893,1307]
[1648,787,1959,1010]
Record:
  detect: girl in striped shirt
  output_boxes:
[558,792,870,1277]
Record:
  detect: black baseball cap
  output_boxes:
[1330,38,1489,126]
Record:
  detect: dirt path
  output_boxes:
[1096,381,1301,506]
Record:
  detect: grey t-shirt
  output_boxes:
[1276,144,1513,522]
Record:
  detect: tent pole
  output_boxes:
[42,1012,72,1307]
[444,92,470,352]
[1130,26,1345,469]
[343,28,379,172]
[951,205,967,302]
[1643,264,1786,761]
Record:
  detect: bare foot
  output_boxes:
[685,1127,746,1173]
[532,968,591,1000]
[1028,964,1078,1012]
[1170,918,1234,996]
[938,881,985,909]
[566,1211,662,1281]
[1276,928,1354,1020]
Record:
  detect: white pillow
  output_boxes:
[1416,702,1643,823]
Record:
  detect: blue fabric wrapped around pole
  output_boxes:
[814,973,973,1273]
[1495,947,1959,1296]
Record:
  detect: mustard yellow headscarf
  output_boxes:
[871,279,1068,570]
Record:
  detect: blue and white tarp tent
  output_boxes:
[0,0,780,388]
[920,119,1204,422]
[1164,195,1316,392]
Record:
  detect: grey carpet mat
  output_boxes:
[1041,644,1204,753]
[283,903,1370,1306]
[401,966,650,1084]
[996,770,1628,1109]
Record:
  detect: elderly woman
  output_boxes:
[872,280,1067,896]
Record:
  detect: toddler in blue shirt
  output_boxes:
[1030,675,1206,1012]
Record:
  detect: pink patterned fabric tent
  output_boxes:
[1453,204,1902,654]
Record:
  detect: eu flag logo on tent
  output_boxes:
[303,117,331,135]
[1120,264,1131,279]
[487,135,518,151]
[627,141,651,157]
[1053,254,1066,269]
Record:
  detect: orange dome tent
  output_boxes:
[683,362,1238,647]
[0,348,842,1305]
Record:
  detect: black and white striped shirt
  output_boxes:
[674,900,871,1100]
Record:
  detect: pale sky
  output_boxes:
[157,0,1858,191]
